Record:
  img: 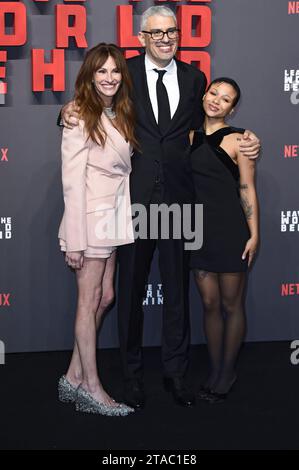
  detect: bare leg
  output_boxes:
[95,250,116,328]
[193,270,223,389]
[66,252,116,387]
[66,256,115,405]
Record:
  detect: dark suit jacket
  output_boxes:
[127,53,207,205]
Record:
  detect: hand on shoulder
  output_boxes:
[61,100,80,129]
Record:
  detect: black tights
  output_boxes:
[193,270,246,394]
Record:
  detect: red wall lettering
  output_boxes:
[33,1,86,2]
[117,3,211,81]
[124,50,140,59]
[32,49,65,92]
[56,5,87,48]
[0,50,7,94]
[0,1,211,94]
[0,2,27,46]
[129,1,211,2]
[177,5,211,48]
[177,50,210,83]
[117,6,140,48]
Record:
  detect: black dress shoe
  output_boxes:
[123,379,145,410]
[163,377,195,407]
[197,385,212,400]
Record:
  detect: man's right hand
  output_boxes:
[61,101,80,129]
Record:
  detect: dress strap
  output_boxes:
[205,126,245,148]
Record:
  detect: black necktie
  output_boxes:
[154,69,171,134]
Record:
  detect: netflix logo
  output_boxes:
[1,148,8,162]
[284,145,299,159]
[0,293,11,307]
[0,217,12,240]
[281,283,299,296]
[288,1,299,14]
[143,283,163,306]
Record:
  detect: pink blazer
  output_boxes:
[58,114,134,251]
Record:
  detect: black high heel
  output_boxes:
[206,376,237,404]
[206,390,227,404]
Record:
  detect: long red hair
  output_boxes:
[74,43,138,149]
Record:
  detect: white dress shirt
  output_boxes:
[145,54,180,122]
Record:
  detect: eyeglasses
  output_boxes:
[141,28,180,41]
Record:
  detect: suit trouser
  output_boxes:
[117,184,191,380]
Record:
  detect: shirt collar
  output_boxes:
[145,54,176,74]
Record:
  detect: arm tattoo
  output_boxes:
[239,184,253,219]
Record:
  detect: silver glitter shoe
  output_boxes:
[75,385,135,417]
[58,375,78,403]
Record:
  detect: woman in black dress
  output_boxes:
[190,78,259,403]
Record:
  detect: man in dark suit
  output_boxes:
[61,5,260,409]
[117,6,260,409]
[118,6,206,409]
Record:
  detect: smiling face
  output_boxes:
[93,55,122,106]
[138,15,178,68]
[203,82,237,119]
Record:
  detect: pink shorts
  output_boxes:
[59,240,116,259]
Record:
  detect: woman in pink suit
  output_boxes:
[57,43,138,416]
